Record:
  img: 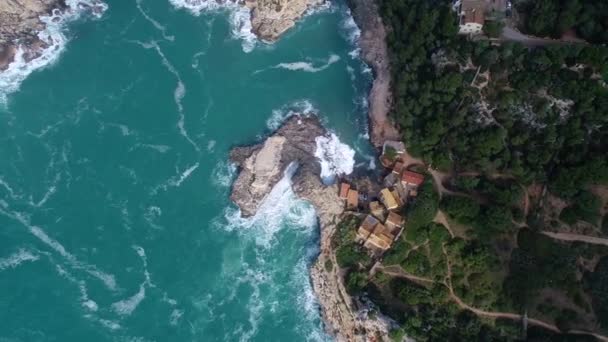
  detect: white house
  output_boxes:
[458,0,486,35]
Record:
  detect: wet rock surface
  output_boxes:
[229,115,392,341]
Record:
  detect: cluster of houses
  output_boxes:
[338,141,426,255]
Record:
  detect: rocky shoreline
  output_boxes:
[230,116,393,341]
[0,0,106,71]
[229,2,399,339]
[0,0,62,70]
[348,0,400,147]
[246,0,325,42]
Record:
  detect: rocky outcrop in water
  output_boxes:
[230,115,392,341]
[246,0,324,42]
[0,0,62,69]
[348,0,400,147]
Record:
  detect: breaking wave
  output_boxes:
[341,8,361,59]
[211,161,237,188]
[266,99,317,130]
[314,133,355,184]
[216,162,317,247]
[0,0,108,104]
[169,0,257,53]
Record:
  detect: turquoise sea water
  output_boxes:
[0,1,374,341]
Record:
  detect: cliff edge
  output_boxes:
[229,115,392,341]
[348,0,400,146]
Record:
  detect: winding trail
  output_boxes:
[377,245,608,341]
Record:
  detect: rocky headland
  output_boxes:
[245,0,324,42]
[0,0,106,71]
[230,115,392,341]
[0,0,62,70]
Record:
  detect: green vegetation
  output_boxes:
[503,229,580,310]
[381,0,608,192]
[483,20,504,38]
[332,215,371,270]
[559,190,601,225]
[586,256,608,328]
[372,0,608,338]
[517,0,608,43]
[405,179,439,230]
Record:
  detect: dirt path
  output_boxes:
[428,168,457,199]
[500,27,587,47]
[433,210,455,238]
[541,231,608,247]
[379,265,435,285]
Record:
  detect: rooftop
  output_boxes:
[339,183,350,199]
[461,0,485,25]
[402,170,425,187]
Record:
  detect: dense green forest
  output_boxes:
[358,0,608,339]
[516,0,608,43]
[381,0,608,197]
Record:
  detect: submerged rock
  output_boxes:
[229,115,392,341]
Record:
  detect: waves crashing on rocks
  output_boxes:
[314,133,355,184]
[0,0,108,104]
[169,0,257,53]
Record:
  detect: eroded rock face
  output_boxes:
[229,115,392,341]
[348,0,400,146]
[246,0,324,42]
[0,0,63,69]
[230,115,325,216]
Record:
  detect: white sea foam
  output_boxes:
[133,40,199,151]
[292,245,321,322]
[135,0,175,41]
[229,7,257,53]
[144,205,163,230]
[314,133,355,184]
[169,309,184,326]
[54,265,98,313]
[111,246,151,317]
[152,162,199,194]
[207,140,216,152]
[266,99,317,130]
[112,283,146,316]
[29,172,60,207]
[0,249,39,270]
[170,163,199,187]
[341,9,362,59]
[0,0,108,104]
[264,54,340,73]
[217,163,317,247]
[138,144,171,154]
[211,161,237,188]
[169,0,257,53]
[0,209,118,291]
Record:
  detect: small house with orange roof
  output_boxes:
[346,189,359,210]
[401,170,425,188]
[339,182,350,199]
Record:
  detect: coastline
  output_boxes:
[229,116,393,341]
[226,2,400,340]
[347,0,399,147]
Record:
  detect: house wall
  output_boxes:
[459,23,483,34]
